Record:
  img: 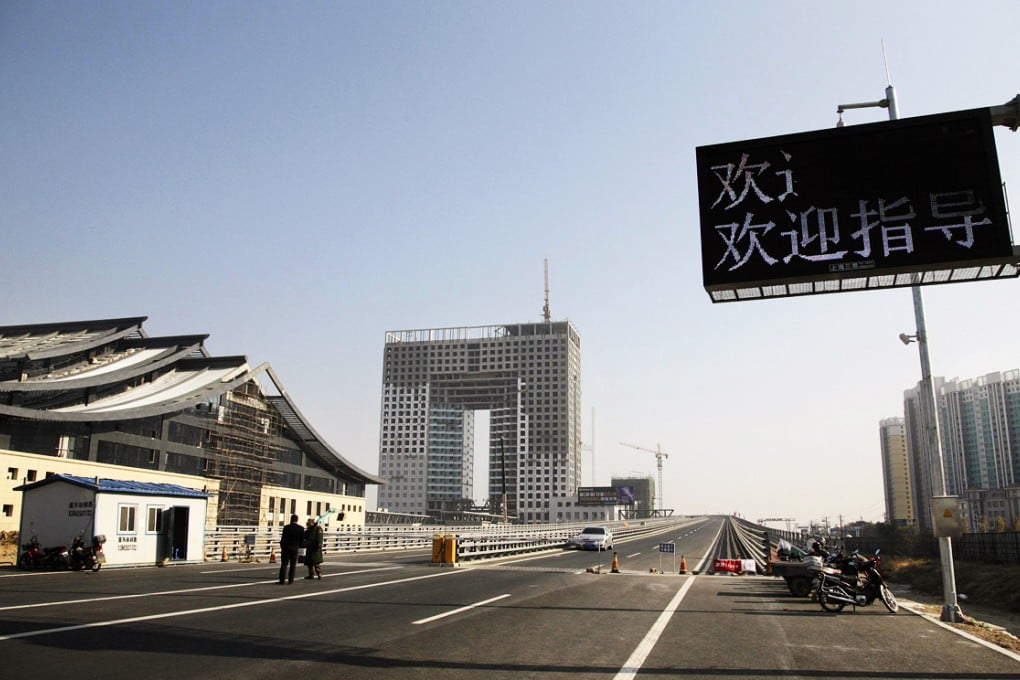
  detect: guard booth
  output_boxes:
[16,474,211,567]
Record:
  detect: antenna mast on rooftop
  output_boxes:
[542,258,551,322]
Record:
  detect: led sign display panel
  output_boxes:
[696,108,1011,297]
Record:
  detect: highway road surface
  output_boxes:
[2,517,1018,679]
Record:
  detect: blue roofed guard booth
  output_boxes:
[16,474,211,567]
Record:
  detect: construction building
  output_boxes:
[378,320,582,522]
[0,317,381,533]
[611,475,655,519]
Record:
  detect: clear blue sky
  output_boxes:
[3,1,1018,528]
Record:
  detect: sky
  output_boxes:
[3,1,1019,530]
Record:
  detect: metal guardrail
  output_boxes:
[206,518,690,564]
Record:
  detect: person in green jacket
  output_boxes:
[303,518,324,580]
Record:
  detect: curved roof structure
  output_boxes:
[0,317,382,486]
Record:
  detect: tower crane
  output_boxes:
[620,442,669,515]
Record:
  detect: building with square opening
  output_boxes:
[378,321,581,522]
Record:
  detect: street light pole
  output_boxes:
[837,83,963,622]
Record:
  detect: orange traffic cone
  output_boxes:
[269,547,276,563]
[221,547,227,562]
[679,554,688,574]
[611,551,620,573]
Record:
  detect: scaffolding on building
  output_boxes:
[205,380,280,526]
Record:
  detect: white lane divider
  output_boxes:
[614,576,696,680]
[0,565,401,612]
[412,593,511,625]
[0,568,464,642]
[626,552,642,559]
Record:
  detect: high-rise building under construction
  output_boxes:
[378,321,581,522]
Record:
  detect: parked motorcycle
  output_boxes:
[807,548,859,595]
[17,536,70,570]
[69,533,106,572]
[816,549,898,613]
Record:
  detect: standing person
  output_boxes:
[277,514,304,585]
[303,518,324,579]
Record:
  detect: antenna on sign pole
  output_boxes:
[542,259,551,322]
[882,38,893,86]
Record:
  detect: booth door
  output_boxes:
[159,507,191,561]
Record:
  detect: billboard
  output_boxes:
[577,486,636,506]
[578,487,618,506]
[696,108,1016,302]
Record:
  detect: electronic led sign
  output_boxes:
[696,108,1016,302]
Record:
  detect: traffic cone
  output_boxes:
[611,551,620,573]
[269,547,276,563]
[221,547,227,562]
[679,554,687,574]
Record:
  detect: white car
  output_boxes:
[574,526,613,551]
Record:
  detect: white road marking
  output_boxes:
[0,568,464,641]
[626,552,642,559]
[614,576,696,680]
[412,593,511,625]
[0,565,401,612]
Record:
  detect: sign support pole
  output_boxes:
[887,85,963,623]
[842,84,963,623]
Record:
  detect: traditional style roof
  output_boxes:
[0,317,382,486]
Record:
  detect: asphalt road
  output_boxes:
[2,517,1018,679]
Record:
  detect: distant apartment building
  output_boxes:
[903,370,1020,531]
[879,418,916,527]
[378,321,582,522]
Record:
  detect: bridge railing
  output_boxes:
[205,518,692,564]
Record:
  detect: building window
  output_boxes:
[27,470,38,482]
[119,505,137,532]
[6,468,17,480]
[2,504,13,517]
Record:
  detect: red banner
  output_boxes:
[713,558,742,574]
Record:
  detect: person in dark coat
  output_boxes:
[277,514,305,584]
[303,518,324,580]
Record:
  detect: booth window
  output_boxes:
[147,506,164,533]
[119,504,137,532]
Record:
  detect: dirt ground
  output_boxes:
[896,587,1020,655]
[885,556,1020,656]
[0,540,16,565]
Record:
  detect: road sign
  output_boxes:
[659,542,675,554]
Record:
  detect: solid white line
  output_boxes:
[898,600,1020,663]
[0,565,401,612]
[412,593,511,625]
[614,576,696,680]
[0,568,463,642]
[626,552,642,559]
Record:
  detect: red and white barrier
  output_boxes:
[713,558,759,574]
